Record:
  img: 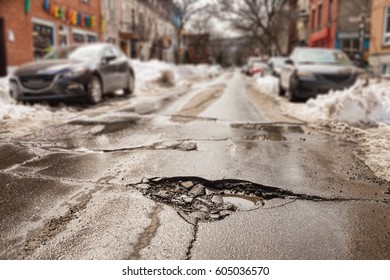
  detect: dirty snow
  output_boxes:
[255,75,390,181]
[255,75,279,96]
[132,59,221,90]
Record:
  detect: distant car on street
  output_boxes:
[9,43,135,104]
[268,56,287,77]
[248,62,270,77]
[279,47,361,102]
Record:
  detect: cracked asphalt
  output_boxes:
[0,71,389,260]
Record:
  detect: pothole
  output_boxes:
[128,176,329,225]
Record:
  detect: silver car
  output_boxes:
[279,47,361,102]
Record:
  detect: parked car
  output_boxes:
[243,57,262,76]
[9,43,135,104]
[249,62,270,77]
[268,56,287,77]
[279,47,361,102]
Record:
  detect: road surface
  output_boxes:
[0,71,389,260]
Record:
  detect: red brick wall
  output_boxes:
[0,0,101,66]
[0,0,33,66]
[308,0,338,48]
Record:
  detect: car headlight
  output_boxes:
[297,70,315,79]
[59,68,87,78]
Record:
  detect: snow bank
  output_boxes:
[255,76,279,95]
[132,59,222,89]
[305,81,390,126]
[0,76,10,101]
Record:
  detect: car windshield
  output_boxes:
[251,63,268,68]
[248,58,263,65]
[272,58,286,66]
[297,49,352,65]
[44,45,103,60]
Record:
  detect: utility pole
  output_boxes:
[358,11,367,60]
[0,17,7,77]
[349,7,370,67]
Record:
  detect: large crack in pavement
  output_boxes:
[11,183,105,259]
[129,204,163,260]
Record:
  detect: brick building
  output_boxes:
[308,0,338,48]
[308,0,371,57]
[0,0,101,68]
[182,34,210,64]
[369,0,390,76]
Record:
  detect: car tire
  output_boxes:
[278,80,285,96]
[87,75,103,104]
[287,76,300,102]
[123,72,134,96]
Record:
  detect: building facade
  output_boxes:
[296,0,310,45]
[369,0,390,76]
[0,0,102,68]
[117,0,178,62]
[308,0,371,58]
[182,33,210,64]
[101,0,119,44]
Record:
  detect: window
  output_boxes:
[341,39,360,56]
[381,64,390,76]
[328,0,333,23]
[32,18,55,59]
[318,4,322,30]
[311,9,316,31]
[383,6,390,46]
[72,29,97,44]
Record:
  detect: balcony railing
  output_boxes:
[119,21,151,41]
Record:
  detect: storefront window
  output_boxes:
[32,21,54,59]
[87,35,97,43]
[73,30,97,44]
[73,33,86,43]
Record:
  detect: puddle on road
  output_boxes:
[231,123,305,142]
[93,121,137,135]
[69,114,141,135]
[222,194,263,210]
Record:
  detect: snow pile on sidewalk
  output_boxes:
[132,59,222,89]
[255,76,279,95]
[305,81,390,126]
[0,76,10,101]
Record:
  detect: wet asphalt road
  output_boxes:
[0,71,389,260]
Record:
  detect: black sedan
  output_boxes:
[9,43,135,104]
[279,47,361,102]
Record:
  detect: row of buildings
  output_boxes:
[0,0,181,72]
[293,0,390,75]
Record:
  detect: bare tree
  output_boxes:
[173,0,205,62]
[215,0,294,55]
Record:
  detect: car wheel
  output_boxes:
[87,75,102,104]
[123,72,134,96]
[287,76,300,102]
[278,80,285,96]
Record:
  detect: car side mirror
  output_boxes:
[285,59,294,66]
[102,55,116,64]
